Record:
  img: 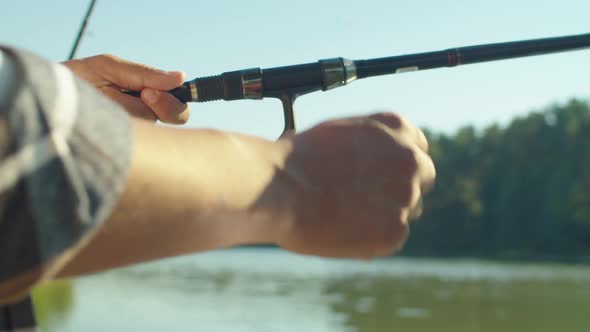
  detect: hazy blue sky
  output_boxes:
[1,0,588,139]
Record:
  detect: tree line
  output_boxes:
[403,99,590,262]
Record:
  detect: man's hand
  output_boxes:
[63,54,189,124]
[276,112,435,259]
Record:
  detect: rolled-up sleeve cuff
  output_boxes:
[0,47,132,303]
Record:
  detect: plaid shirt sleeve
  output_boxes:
[0,46,132,311]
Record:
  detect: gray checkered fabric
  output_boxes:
[0,47,132,330]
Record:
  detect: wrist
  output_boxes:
[228,134,301,246]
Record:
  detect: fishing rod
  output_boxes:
[68,0,97,60]
[125,32,590,134]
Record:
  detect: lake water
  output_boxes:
[33,248,590,332]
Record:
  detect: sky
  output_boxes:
[1,0,588,139]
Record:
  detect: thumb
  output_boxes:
[88,54,185,91]
[141,88,190,124]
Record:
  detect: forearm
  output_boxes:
[57,119,296,278]
[1,48,433,304]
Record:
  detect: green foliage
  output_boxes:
[32,280,74,327]
[404,99,590,262]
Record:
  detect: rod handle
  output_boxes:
[123,71,250,103]
[123,84,193,103]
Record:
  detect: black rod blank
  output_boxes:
[355,33,590,78]
[68,0,98,60]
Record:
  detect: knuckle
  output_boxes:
[369,112,403,128]
[101,53,118,62]
[373,218,408,256]
[398,146,420,176]
[398,181,418,207]
[395,113,408,127]
[90,53,116,64]
[418,128,429,150]
[85,54,120,72]
[141,63,158,72]
[409,203,424,221]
